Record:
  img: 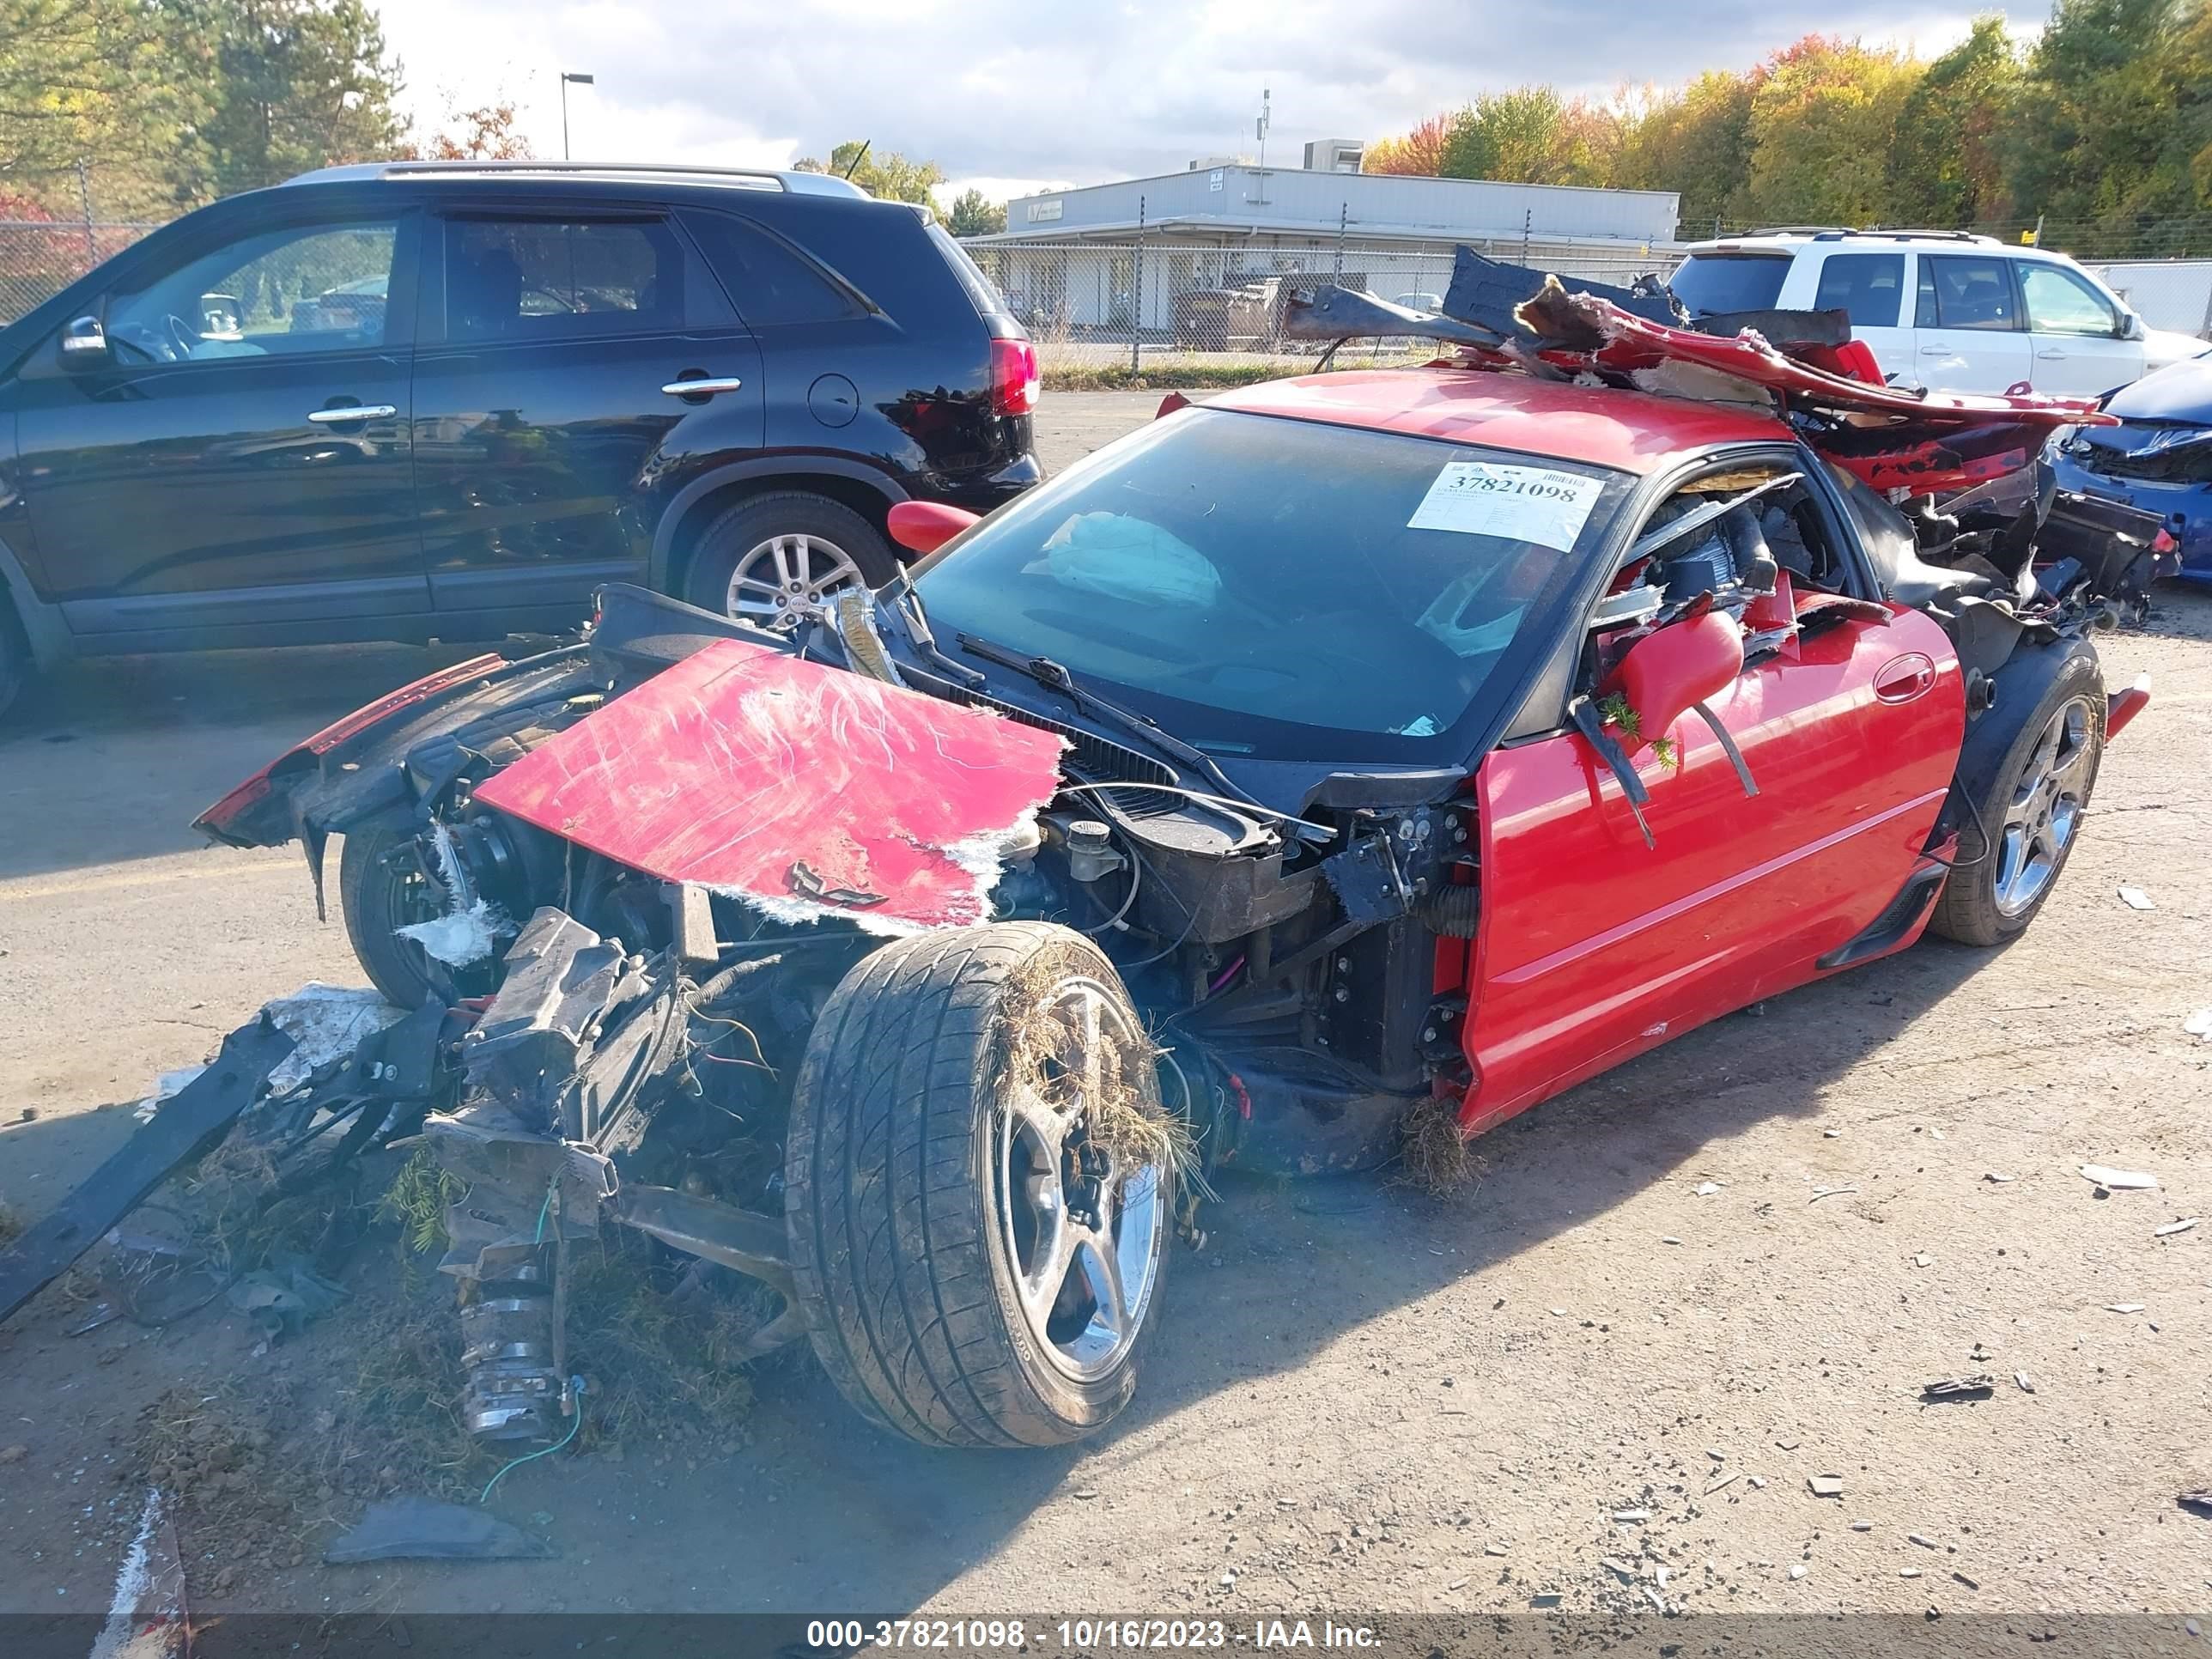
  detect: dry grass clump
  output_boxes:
[1396,1095,1486,1196]
[998,961,1212,1202]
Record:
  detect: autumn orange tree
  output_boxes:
[1363,3,2212,246]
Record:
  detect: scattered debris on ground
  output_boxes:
[1921,1375,1996,1401]
[325,1496,556,1563]
[2080,1164,2159,1191]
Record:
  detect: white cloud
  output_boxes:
[376,0,2036,197]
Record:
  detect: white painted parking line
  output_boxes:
[88,1487,187,1659]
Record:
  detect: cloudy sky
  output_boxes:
[372,0,2039,206]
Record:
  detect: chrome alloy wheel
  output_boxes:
[725,533,865,629]
[1993,696,2094,919]
[995,975,1169,1382]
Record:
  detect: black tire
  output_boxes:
[1929,646,2106,947]
[784,921,1172,1448]
[337,814,464,1008]
[678,491,896,625]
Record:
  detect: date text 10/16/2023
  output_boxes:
[805,1620,1382,1650]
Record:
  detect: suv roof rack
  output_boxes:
[282,160,872,199]
[1739,225,2001,246]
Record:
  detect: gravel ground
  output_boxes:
[2,392,2209,1625]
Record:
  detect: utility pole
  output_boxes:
[559,72,595,161]
[1256,87,1270,172]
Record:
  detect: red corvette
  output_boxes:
[196,350,2148,1450]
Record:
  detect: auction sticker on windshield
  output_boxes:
[1407,462,1603,550]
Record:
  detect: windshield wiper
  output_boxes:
[879,575,984,687]
[954,630,1270,819]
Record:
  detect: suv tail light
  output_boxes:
[990,337,1040,417]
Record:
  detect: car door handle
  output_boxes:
[307,404,397,422]
[661,377,744,397]
[1917,345,1949,356]
[1873,653,1936,703]
[2036,348,2068,359]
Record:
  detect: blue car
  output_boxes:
[2051,356,2212,586]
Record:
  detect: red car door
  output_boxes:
[1460,546,1963,1137]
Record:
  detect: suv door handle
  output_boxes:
[1917,345,1949,356]
[307,404,397,422]
[2036,348,2068,359]
[1873,653,1936,703]
[661,377,744,398]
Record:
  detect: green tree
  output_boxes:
[1741,35,1919,227]
[0,0,198,217]
[168,0,406,203]
[1885,16,2021,226]
[944,185,1005,236]
[1613,70,1758,231]
[793,140,944,205]
[2003,0,2211,247]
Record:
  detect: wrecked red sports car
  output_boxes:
[181,289,2151,1451]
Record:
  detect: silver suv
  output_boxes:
[1670,228,2210,398]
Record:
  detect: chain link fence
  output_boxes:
[0,221,159,325]
[2084,260,2212,339]
[963,238,1680,380]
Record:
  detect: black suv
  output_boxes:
[0,161,1042,713]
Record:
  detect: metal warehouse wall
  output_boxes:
[1009,166,1679,245]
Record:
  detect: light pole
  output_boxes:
[559,72,594,160]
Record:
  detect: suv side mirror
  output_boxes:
[58,313,109,366]
[2120,311,2146,342]
[1601,609,1744,751]
[888,500,980,556]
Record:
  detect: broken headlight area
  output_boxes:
[108,586,1494,1453]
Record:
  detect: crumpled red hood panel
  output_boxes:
[473,640,1066,931]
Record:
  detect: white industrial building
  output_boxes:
[963,152,1682,336]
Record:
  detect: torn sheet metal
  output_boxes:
[1512,274,2116,434]
[1279,284,1502,349]
[1444,246,1685,338]
[131,983,400,1121]
[473,638,1067,932]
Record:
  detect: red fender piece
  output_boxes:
[2106,677,2151,741]
[473,639,1068,931]
[1599,610,1745,750]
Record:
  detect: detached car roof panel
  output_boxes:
[1208,368,1795,476]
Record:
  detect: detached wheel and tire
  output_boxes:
[681,492,896,630]
[1930,647,2106,947]
[784,922,1175,1447]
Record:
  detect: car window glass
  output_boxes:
[680,211,859,325]
[106,220,398,364]
[1667,253,1790,319]
[2019,263,2118,337]
[911,409,1634,755]
[446,218,684,341]
[1920,254,2019,331]
[1812,252,1904,329]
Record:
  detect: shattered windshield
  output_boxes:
[909,408,1632,759]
